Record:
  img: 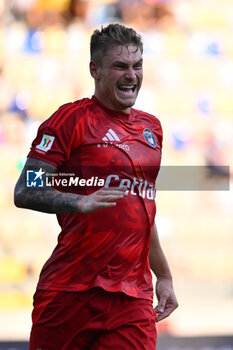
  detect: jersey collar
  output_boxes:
[91,95,133,121]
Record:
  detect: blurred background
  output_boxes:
[0,0,232,345]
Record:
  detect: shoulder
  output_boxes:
[57,97,93,118]
[132,108,162,129]
[73,97,95,111]
[43,98,93,129]
[132,108,163,147]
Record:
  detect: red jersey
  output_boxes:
[28,96,163,301]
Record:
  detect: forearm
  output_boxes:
[14,185,82,214]
[149,223,172,280]
[150,222,178,321]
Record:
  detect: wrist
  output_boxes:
[75,195,86,213]
[156,274,173,282]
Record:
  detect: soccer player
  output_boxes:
[14,24,178,350]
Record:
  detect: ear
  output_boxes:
[89,61,101,80]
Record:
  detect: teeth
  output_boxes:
[119,85,134,88]
[118,85,136,92]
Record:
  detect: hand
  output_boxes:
[78,187,129,214]
[154,278,178,322]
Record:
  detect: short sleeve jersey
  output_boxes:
[28,96,163,301]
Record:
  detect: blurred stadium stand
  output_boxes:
[0,0,232,342]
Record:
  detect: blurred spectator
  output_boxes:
[10,0,37,22]
[63,0,89,24]
[24,5,43,30]
[0,65,13,114]
[0,112,26,146]
[0,0,7,26]
[204,130,230,178]
[118,0,176,31]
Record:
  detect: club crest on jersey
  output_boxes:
[36,134,55,152]
[143,128,156,148]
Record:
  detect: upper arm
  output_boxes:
[27,103,83,167]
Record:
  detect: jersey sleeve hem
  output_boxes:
[27,153,59,167]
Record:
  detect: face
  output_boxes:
[90,44,143,114]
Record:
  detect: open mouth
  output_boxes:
[117,84,137,94]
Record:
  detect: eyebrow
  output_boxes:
[112,59,143,67]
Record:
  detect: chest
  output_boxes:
[62,114,162,186]
[78,115,161,167]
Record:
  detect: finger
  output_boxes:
[101,186,129,192]
[98,193,127,202]
[101,190,128,195]
[96,191,129,200]
[154,295,167,314]
[155,306,175,322]
[94,202,117,209]
[99,187,128,194]
[98,189,129,196]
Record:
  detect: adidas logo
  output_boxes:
[102,129,120,142]
[98,129,130,151]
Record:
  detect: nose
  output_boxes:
[125,67,137,80]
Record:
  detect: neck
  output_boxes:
[93,92,131,114]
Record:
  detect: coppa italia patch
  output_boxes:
[143,128,156,148]
[36,134,55,152]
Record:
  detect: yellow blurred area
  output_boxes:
[0,291,32,309]
[186,4,233,29]
[43,28,68,53]
[0,0,232,341]
[0,257,27,284]
[36,0,70,12]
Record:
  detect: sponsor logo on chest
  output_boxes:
[97,128,130,151]
[105,174,155,200]
[97,128,157,151]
